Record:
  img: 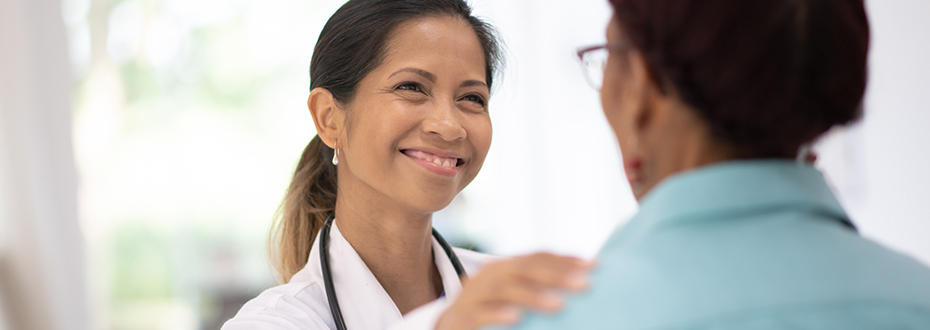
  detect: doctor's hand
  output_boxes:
[435,253,594,330]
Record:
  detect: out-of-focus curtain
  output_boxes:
[0,0,88,329]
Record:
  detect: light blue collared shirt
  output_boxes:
[511,160,930,330]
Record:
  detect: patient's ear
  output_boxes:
[307,88,344,148]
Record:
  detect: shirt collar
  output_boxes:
[433,236,465,299]
[607,160,850,248]
[305,221,462,329]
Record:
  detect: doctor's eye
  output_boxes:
[460,94,487,107]
[396,82,424,93]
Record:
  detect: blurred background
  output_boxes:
[0,0,927,329]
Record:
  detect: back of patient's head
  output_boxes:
[609,0,870,158]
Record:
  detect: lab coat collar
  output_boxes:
[300,220,464,329]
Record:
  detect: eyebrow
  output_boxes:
[460,80,488,88]
[388,67,488,89]
[389,67,437,83]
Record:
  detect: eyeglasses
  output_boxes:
[576,43,630,90]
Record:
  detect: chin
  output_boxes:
[631,181,655,201]
[406,190,460,214]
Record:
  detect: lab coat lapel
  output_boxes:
[328,222,404,329]
[432,238,464,299]
[323,222,466,328]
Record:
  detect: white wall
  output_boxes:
[450,0,632,258]
[820,0,930,266]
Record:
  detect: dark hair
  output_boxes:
[269,0,502,283]
[609,0,870,157]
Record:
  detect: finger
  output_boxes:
[520,253,596,275]
[471,305,522,327]
[442,303,522,330]
[483,253,593,276]
[509,254,594,291]
[483,278,564,312]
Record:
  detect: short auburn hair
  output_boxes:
[609,0,870,157]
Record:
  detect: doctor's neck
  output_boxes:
[333,179,444,315]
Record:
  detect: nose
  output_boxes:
[423,102,467,142]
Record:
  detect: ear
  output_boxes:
[308,88,345,149]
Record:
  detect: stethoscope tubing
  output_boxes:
[319,214,467,330]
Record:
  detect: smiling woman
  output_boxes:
[220,1,591,330]
[322,15,494,218]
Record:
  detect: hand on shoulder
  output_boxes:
[435,252,595,330]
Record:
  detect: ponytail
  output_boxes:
[269,135,337,283]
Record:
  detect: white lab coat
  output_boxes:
[221,221,495,330]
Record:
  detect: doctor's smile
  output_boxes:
[216,0,930,329]
[222,2,597,329]
[401,148,467,177]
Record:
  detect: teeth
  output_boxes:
[429,156,456,168]
[404,150,458,168]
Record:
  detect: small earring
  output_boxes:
[332,140,340,166]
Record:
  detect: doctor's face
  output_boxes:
[337,15,492,214]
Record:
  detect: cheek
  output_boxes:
[600,63,623,123]
[348,106,404,164]
[600,85,625,138]
[465,115,492,162]
[600,59,632,149]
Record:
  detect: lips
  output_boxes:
[401,149,464,168]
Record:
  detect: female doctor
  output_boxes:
[221,0,594,329]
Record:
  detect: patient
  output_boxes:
[499,0,930,329]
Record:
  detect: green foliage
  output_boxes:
[110,222,175,300]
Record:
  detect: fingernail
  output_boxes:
[566,272,589,289]
[571,258,596,269]
[579,259,597,268]
[540,292,562,308]
[500,307,521,323]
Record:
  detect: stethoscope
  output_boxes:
[319,214,467,330]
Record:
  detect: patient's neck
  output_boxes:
[333,185,442,315]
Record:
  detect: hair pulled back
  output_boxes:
[609,0,870,157]
[270,0,502,283]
